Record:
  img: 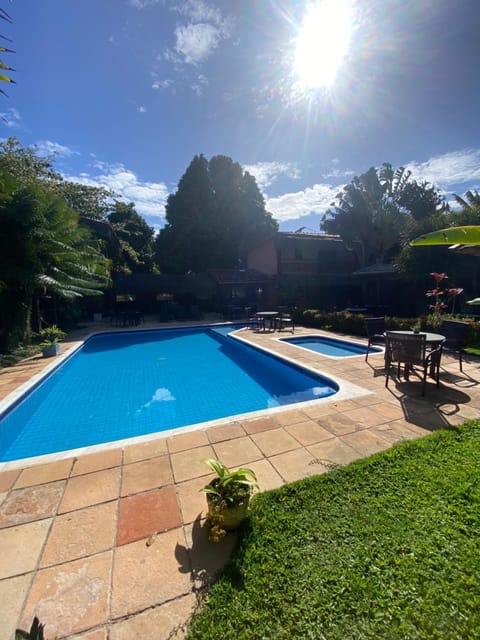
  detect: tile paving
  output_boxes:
[0,320,479,639]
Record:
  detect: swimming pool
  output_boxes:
[280,334,383,358]
[0,325,339,463]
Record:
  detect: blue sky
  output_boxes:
[2,0,480,232]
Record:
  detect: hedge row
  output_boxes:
[299,309,480,346]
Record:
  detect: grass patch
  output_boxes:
[187,422,480,639]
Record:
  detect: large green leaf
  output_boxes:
[410,225,480,246]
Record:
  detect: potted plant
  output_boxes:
[39,325,66,358]
[201,458,258,542]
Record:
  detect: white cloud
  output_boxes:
[174,22,222,65]
[152,78,173,90]
[34,140,79,158]
[128,0,163,8]
[322,167,355,180]
[176,0,223,26]
[406,149,480,189]
[159,0,233,79]
[191,73,208,96]
[137,105,147,113]
[266,183,340,222]
[244,161,300,191]
[0,107,22,128]
[65,162,169,221]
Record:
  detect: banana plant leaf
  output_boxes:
[410,226,480,246]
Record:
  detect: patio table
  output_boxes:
[255,311,279,331]
[386,331,446,377]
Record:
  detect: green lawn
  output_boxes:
[187,422,480,639]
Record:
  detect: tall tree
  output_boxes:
[54,181,115,220]
[154,154,277,273]
[0,137,60,183]
[108,201,155,273]
[322,166,406,268]
[322,163,447,269]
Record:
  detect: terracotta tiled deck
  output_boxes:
[0,321,479,639]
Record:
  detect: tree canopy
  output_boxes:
[322,163,447,269]
[154,154,278,273]
[108,201,155,273]
[0,172,109,351]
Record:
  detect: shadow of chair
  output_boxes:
[440,319,469,372]
[385,331,443,396]
[364,317,386,362]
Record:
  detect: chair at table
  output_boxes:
[364,317,386,362]
[248,314,260,331]
[384,331,443,396]
[276,311,295,333]
[440,319,469,372]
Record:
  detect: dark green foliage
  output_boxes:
[323,163,447,271]
[0,167,109,351]
[54,181,114,220]
[300,309,479,347]
[108,201,155,273]
[16,616,46,639]
[38,325,66,348]
[154,154,278,273]
[0,137,60,183]
[187,422,480,639]
[0,343,39,369]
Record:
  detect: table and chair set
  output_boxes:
[364,317,470,396]
[249,310,295,333]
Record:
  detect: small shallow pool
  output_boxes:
[0,325,339,463]
[280,334,383,358]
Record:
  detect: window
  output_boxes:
[231,286,246,299]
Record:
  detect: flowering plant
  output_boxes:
[426,272,463,315]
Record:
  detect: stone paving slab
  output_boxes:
[0,322,478,638]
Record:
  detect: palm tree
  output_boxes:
[322,166,407,269]
[0,6,15,97]
[453,190,480,211]
[0,177,110,351]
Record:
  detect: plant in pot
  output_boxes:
[201,458,258,542]
[38,325,66,358]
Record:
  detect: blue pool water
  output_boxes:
[0,326,338,462]
[281,335,383,358]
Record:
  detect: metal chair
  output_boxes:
[364,317,386,362]
[275,311,295,333]
[384,331,443,396]
[440,320,469,371]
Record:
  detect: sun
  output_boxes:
[294,0,353,89]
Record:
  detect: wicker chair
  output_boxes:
[384,331,443,396]
[440,320,469,371]
[364,317,386,362]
